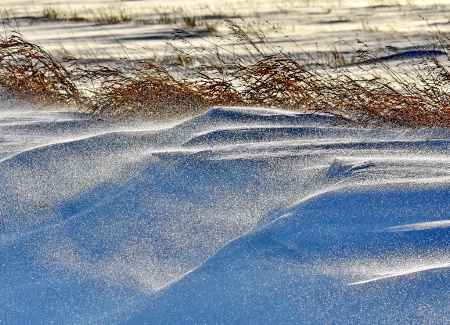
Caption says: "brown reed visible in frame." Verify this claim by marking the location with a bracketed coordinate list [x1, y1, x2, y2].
[1, 29, 450, 127]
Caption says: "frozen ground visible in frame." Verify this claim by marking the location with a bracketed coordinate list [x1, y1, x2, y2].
[2, 0, 450, 324]
[2, 98, 450, 323]
[1, 0, 450, 63]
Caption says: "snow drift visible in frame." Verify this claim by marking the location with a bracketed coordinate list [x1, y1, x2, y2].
[1, 100, 450, 324]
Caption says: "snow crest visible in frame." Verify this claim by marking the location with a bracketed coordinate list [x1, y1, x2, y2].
[2, 105, 450, 323]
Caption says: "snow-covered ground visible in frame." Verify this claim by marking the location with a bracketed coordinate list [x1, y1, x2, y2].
[2, 99, 450, 323]
[2, 0, 450, 324]
[1, 0, 450, 62]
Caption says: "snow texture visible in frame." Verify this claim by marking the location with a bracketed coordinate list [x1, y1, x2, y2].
[1, 97, 450, 324]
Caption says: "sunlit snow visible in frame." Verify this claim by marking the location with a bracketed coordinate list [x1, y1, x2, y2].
[2, 0, 450, 324]
[1, 97, 450, 323]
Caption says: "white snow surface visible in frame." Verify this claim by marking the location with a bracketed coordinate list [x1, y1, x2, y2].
[1, 0, 450, 62]
[2, 95, 450, 323]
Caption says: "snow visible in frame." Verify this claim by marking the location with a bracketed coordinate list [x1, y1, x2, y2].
[2, 0, 450, 323]
[1, 99, 450, 323]
[1, 0, 450, 62]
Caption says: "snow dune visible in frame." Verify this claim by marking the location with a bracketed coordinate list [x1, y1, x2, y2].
[2, 102, 450, 323]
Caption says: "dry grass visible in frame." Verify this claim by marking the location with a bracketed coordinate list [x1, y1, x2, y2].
[1, 26, 450, 126]
[38, 5, 217, 32]
[86, 62, 210, 119]
[0, 35, 86, 108]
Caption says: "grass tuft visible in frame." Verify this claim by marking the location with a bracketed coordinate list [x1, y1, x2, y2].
[0, 35, 86, 108]
[1, 25, 450, 126]
[88, 62, 209, 119]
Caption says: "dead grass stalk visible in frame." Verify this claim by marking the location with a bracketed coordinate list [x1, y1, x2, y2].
[1, 27, 450, 126]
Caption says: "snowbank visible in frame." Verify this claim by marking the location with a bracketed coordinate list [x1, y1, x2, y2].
[1, 104, 450, 323]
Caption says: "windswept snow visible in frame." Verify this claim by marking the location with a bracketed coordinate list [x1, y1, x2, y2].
[1, 100, 450, 323]
[1, 0, 450, 323]
[1, 0, 450, 63]
[386, 219, 450, 232]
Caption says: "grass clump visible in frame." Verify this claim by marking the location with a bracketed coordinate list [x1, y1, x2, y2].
[0, 35, 85, 108]
[1, 24, 450, 126]
[42, 5, 132, 24]
[38, 5, 217, 32]
[87, 63, 209, 119]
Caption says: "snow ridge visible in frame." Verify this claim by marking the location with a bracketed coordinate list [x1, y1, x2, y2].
[2, 106, 450, 323]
